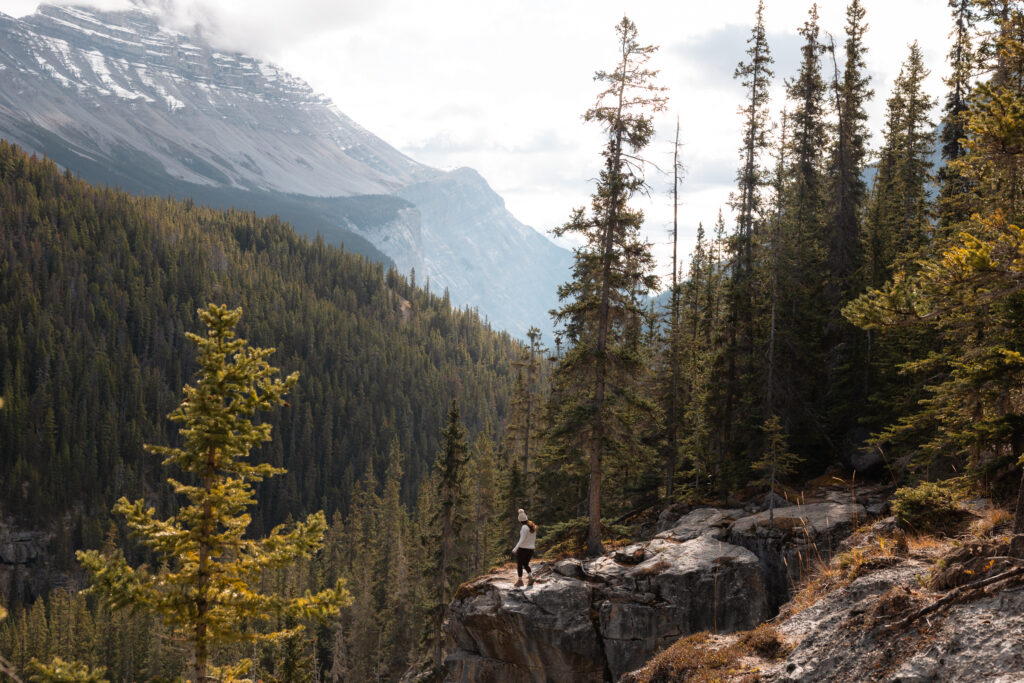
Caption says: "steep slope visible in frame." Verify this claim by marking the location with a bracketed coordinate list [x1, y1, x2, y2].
[397, 168, 572, 334]
[0, 4, 432, 195]
[624, 512, 1024, 682]
[0, 3, 571, 337]
[0, 142, 517, 604]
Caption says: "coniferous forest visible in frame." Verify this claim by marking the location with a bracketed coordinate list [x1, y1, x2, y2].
[4, 0, 1024, 681]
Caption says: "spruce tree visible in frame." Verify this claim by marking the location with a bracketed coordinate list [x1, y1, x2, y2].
[76, 304, 350, 683]
[938, 0, 978, 228]
[377, 442, 412, 680]
[827, 0, 872, 305]
[506, 328, 545, 509]
[847, 3, 1024, 530]
[428, 399, 469, 669]
[752, 415, 801, 528]
[864, 42, 936, 281]
[549, 16, 665, 556]
[765, 111, 790, 419]
[772, 3, 831, 470]
[679, 223, 720, 493]
[719, 0, 774, 486]
[342, 468, 382, 683]
[824, 0, 873, 457]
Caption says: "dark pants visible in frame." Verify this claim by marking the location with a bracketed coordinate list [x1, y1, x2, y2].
[516, 548, 533, 578]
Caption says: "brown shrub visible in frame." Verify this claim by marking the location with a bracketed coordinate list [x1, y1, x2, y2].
[739, 624, 793, 660]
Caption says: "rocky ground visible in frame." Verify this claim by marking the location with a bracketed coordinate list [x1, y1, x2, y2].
[440, 482, 891, 682]
[625, 506, 1024, 682]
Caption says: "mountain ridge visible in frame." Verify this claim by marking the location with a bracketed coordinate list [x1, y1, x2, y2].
[0, 3, 572, 337]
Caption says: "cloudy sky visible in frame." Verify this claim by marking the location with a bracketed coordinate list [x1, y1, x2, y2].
[1, 0, 955, 280]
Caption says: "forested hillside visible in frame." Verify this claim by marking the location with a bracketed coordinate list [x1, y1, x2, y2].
[0, 138, 516, 548]
[6, 0, 1024, 680]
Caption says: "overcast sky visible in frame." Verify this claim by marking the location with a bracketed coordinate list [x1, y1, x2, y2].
[0, 0, 955, 282]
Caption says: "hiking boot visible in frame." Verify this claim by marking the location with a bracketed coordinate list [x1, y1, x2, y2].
[514, 579, 524, 587]
[527, 575, 535, 586]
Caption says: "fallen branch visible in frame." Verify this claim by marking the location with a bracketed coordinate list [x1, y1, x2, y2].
[887, 565, 1024, 633]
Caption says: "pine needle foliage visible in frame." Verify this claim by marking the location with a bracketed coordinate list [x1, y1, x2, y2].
[846, 2, 1024, 531]
[76, 304, 351, 683]
[752, 415, 802, 527]
[548, 15, 666, 557]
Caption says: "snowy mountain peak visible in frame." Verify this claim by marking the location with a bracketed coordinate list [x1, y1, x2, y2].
[0, 4, 433, 195]
[0, 3, 572, 338]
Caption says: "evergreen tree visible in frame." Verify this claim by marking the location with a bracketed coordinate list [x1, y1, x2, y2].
[548, 16, 665, 556]
[824, 0, 873, 457]
[76, 305, 350, 683]
[679, 222, 721, 494]
[505, 327, 545, 509]
[938, 0, 978, 228]
[857, 43, 939, 449]
[0, 606, 20, 683]
[466, 431, 501, 574]
[765, 111, 789, 420]
[771, 3, 831, 472]
[719, 0, 774, 488]
[847, 3, 1024, 529]
[377, 442, 413, 680]
[827, 0, 872, 306]
[864, 42, 936, 282]
[427, 399, 469, 669]
[342, 467, 382, 683]
[752, 415, 801, 528]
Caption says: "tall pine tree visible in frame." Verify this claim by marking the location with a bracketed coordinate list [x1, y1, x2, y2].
[719, 0, 775, 485]
[427, 399, 469, 669]
[824, 0, 873, 456]
[548, 16, 665, 556]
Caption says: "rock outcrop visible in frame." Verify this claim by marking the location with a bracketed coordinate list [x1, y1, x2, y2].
[446, 536, 769, 682]
[623, 510, 1024, 682]
[0, 524, 55, 603]
[727, 501, 866, 609]
[443, 486, 890, 682]
[774, 533, 1024, 681]
[0, 530, 48, 565]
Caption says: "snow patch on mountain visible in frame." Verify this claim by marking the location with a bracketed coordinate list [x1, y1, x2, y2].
[0, 3, 572, 338]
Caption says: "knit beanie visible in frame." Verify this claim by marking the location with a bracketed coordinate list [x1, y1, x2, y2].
[518, 509, 528, 522]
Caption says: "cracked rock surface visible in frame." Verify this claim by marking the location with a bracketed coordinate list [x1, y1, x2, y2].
[442, 486, 892, 682]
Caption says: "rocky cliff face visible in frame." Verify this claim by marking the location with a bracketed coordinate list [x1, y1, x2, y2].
[447, 536, 769, 682]
[0, 523, 56, 604]
[0, 4, 571, 337]
[442, 487, 886, 682]
[396, 168, 571, 335]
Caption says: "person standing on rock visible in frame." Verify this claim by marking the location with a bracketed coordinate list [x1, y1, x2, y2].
[512, 508, 537, 587]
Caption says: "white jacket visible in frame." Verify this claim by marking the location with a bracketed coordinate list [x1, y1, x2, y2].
[513, 523, 537, 551]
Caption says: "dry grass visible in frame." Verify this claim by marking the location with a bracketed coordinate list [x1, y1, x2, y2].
[785, 525, 911, 616]
[784, 558, 845, 615]
[786, 505, 1011, 616]
[625, 625, 792, 683]
[970, 506, 1013, 538]
[905, 532, 953, 559]
[739, 623, 795, 660]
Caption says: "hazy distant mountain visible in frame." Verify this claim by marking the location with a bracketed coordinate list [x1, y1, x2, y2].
[0, 3, 571, 337]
